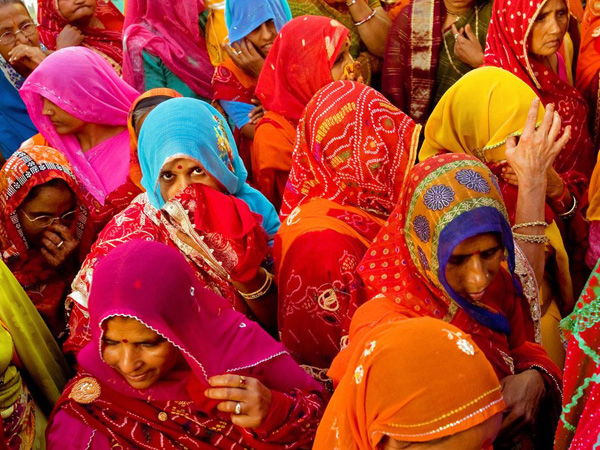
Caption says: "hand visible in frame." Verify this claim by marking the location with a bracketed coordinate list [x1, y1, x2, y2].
[498, 370, 546, 444]
[40, 223, 78, 267]
[205, 374, 273, 428]
[224, 39, 265, 78]
[504, 99, 571, 191]
[452, 24, 484, 68]
[7, 44, 46, 70]
[340, 61, 365, 83]
[56, 25, 84, 49]
[248, 99, 264, 125]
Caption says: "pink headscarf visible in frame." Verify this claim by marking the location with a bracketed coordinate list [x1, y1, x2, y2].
[79, 239, 322, 403]
[20, 47, 140, 204]
[122, 0, 214, 99]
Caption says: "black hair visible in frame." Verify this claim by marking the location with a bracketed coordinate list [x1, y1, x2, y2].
[131, 95, 174, 133]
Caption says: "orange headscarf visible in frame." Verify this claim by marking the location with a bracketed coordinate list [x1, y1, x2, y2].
[127, 88, 183, 190]
[314, 317, 505, 449]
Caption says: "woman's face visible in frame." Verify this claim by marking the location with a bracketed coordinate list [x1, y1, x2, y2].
[158, 157, 224, 202]
[17, 182, 75, 245]
[330, 38, 354, 81]
[102, 316, 182, 390]
[380, 413, 502, 449]
[57, 0, 96, 24]
[245, 19, 277, 58]
[444, 233, 504, 303]
[529, 0, 569, 58]
[42, 98, 86, 135]
[0, 3, 39, 64]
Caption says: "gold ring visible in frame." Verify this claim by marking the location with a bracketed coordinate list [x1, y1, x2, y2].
[57, 241, 64, 248]
[238, 376, 247, 388]
[234, 402, 242, 415]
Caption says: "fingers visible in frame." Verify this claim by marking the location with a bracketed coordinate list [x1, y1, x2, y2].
[522, 98, 541, 137]
[451, 23, 459, 37]
[547, 110, 562, 145]
[42, 230, 63, 248]
[48, 223, 75, 241]
[464, 24, 477, 40]
[553, 125, 571, 157]
[538, 102, 555, 138]
[40, 247, 60, 267]
[223, 44, 238, 60]
[208, 374, 246, 388]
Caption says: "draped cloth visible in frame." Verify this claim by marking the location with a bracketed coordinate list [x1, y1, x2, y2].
[314, 318, 505, 449]
[329, 154, 562, 448]
[484, 0, 596, 177]
[0, 146, 94, 337]
[49, 240, 327, 449]
[556, 259, 600, 449]
[122, 0, 214, 99]
[37, 0, 124, 70]
[275, 81, 420, 375]
[20, 47, 140, 205]
[225, 0, 291, 43]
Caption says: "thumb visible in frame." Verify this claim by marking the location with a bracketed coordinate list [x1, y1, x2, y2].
[465, 24, 476, 39]
[505, 136, 518, 159]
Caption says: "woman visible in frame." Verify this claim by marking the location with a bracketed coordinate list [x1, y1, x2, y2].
[65, 98, 280, 355]
[127, 88, 183, 190]
[212, 0, 291, 173]
[20, 47, 141, 232]
[0, 261, 71, 449]
[253, 15, 357, 211]
[48, 239, 328, 449]
[287, 0, 390, 82]
[123, 0, 214, 100]
[420, 67, 587, 368]
[0, 0, 45, 160]
[331, 154, 563, 448]
[315, 318, 505, 449]
[556, 259, 600, 449]
[0, 146, 94, 339]
[275, 81, 420, 380]
[37, 0, 124, 72]
[484, 0, 596, 178]
[382, 0, 492, 123]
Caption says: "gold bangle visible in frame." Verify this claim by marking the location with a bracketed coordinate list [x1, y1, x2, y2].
[513, 232, 549, 244]
[511, 221, 549, 231]
[557, 195, 578, 220]
[239, 268, 274, 300]
[354, 9, 376, 26]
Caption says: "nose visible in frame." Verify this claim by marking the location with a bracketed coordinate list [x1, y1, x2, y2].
[465, 256, 488, 293]
[15, 29, 28, 44]
[261, 23, 275, 40]
[173, 174, 191, 197]
[548, 16, 561, 34]
[118, 346, 143, 375]
[42, 100, 54, 116]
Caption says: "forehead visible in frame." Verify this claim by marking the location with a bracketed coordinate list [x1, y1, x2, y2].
[103, 316, 160, 339]
[0, 3, 31, 29]
[160, 156, 200, 171]
[451, 233, 501, 255]
[539, 0, 568, 12]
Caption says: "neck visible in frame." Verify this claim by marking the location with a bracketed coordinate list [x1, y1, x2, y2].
[532, 53, 559, 74]
[444, 0, 474, 14]
[76, 124, 126, 153]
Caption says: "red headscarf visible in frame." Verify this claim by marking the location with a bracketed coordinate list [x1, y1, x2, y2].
[484, 0, 596, 177]
[255, 15, 350, 126]
[37, 0, 124, 69]
[280, 80, 420, 218]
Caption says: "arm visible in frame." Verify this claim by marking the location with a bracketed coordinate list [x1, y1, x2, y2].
[347, 2, 391, 57]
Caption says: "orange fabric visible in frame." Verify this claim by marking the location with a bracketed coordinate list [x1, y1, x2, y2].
[387, 0, 411, 21]
[252, 111, 296, 211]
[126, 88, 183, 190]
[576, 0, 600, 95]
[314, 317, 505, 448]
[569, 0, 585, 22]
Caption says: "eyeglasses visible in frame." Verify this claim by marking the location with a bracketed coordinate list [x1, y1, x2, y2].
[20, 210, 76, 228]
[0, 22, 37, 47]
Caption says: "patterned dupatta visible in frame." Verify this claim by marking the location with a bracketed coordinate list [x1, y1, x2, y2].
[484, 0, 596, 177]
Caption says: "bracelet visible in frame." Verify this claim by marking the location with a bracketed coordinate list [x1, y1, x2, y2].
[511, 221, 549, 231]
[239, 268, 274, 300]
[354, 9, 376, 26]
[346, 0, 358, 5]
[513, 232, 549, 244]
[557, 194, 578, 220]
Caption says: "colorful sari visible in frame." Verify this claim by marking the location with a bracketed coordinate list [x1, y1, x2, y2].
[0, 262, 71, 449]
[20, 47, 141, 231]
[382, 0, 492, 123]
[484, 0, 596, 178]
[64, 98, 279, 355]
[48, 240, 327, 449]
[330, 154, 562, 448]
[123, 0, 214, 99]
[0, 146, 94, 338]
[315, 318, 505, 448]
[253, 16, 350, 211]
[420, 67, 587, 366]
[274, 81, 420, 378]
[556, 259, 600, 449]
[37, 0, 124, 71]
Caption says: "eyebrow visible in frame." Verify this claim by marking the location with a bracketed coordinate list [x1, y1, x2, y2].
[103, 335, 166, 345]
[451, 244, 502, 258]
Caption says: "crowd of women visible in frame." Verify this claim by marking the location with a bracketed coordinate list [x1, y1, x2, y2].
[0, 0, 600, 447]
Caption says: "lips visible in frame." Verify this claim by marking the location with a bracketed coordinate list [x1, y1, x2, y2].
[125, 372, 150, 383]
[466, 291, 486, 302]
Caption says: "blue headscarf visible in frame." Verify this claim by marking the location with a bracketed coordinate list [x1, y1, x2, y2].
[138, 97, 280, 238]
[225, 0, 292, 44]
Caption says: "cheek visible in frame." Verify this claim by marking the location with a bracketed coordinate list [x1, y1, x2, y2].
[444, 266, 464, 292]
[102, 346, 121, 366]
[146, 346, 178, 371]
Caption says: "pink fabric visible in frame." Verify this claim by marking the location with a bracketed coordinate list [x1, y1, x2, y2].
[78, 239, 323, 405]
[20, 47, 139, 204]
[122, 0, 214, 99]
[557, 52, 569, 83]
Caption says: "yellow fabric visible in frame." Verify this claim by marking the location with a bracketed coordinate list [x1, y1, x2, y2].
[587, 150, 600, 221]
[0, 325, 21, 408]
[205, 1, 229, 66]
[540, 299, 566, 369]
[561, 32, 575, 86]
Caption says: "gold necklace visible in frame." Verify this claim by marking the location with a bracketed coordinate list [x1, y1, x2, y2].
[442, 5, 480, 74]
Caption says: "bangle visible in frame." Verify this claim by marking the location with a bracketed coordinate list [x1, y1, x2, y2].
[557, 194, 578, 220]
[513, 232, 549, 244]
[239, 268, 273, 300]
[346, 0, 357, 5]
[511, 221, 549, 231]
[354, 9, 376, 26]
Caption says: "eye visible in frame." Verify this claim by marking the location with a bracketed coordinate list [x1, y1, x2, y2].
[102, 339, 120, 346]
[140, 342, 159, 348]
[192, 167, 205, 176]
[448, 255, 467, 266]
[535, 13, 547, 22]
[160, 171, 174, 181]
[481, 247, 502, 259]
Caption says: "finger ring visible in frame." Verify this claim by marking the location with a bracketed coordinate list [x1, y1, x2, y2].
[234, 402, 242, 415]
[57, 241, 64, 248]
[238, 376, 247, 388]
[234, 50, 242, 56]
[454, 33, 460, 39]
